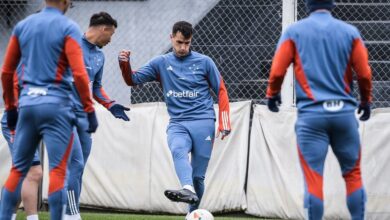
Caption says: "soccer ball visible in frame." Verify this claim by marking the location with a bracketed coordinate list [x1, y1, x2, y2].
[185, 209, 214, 220]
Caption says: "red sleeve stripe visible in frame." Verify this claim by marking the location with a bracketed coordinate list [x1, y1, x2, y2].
[266, 39, 295, 98]
[54, 50, 68, 83]
[343, 61, 353, 94]
[64, 36, 94, 113]
[351, 38, 372, 104]
[1, 35, 21, 110]
[119, 60, 135, 86]
[13, 72, 19, 106]
[93, 87, 114, 109]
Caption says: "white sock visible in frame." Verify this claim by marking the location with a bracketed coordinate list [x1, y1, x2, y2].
[183, 185, 195, 193]
[26, 214, 39, 220]
[11, 213, 16, 220]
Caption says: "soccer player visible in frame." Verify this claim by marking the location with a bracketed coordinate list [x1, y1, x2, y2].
[265, 0, 372, 219]
[1, 70, 43, 220]
[0, 0, 98, 219]
[118, 21, 231, 213]
[64, 12, 129, 220]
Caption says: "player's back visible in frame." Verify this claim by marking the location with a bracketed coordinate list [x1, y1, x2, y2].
[287, 11, 362, 112]
[14, 7, 82, 106]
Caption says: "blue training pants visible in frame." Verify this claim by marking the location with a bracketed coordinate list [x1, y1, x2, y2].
[296, 112, 366, 220]
[66, 112, 91, 215]
[167, 119, 215, 212]
[0, 104, 75, 220]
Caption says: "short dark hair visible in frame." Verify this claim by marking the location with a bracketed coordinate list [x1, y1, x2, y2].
[172, 21, 193, 39]
[89, 12, 117, 28]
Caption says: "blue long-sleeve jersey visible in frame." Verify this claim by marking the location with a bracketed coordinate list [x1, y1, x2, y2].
[2, 7, 94, 112]
[119, 51, 231, 131]
[267, 11, 372, 114]
[1, 7, 93, 112]
[71, 36, 115, 112]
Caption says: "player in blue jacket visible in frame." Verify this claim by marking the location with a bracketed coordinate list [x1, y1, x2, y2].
[0, 0, 98, 219]
[64, 12, 130, 220]
[118, 21, 231, 213]
[266, 0, 372, 219]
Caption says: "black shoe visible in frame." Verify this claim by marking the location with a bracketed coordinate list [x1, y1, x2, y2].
[164, 188, 199, 204]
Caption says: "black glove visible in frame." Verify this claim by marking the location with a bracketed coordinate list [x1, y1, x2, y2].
[6, 109, 18, 131]
[87, 111, 98, 133]
[357, 103, 370, 121]
[267, 94, 282, 112]
[109, 104, 130, 121]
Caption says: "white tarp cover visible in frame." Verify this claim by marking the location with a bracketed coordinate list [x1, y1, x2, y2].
[40, 101, 250, 213]
[246, 105, 390, 220]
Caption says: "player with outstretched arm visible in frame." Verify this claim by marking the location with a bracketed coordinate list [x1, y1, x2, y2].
[118, 21, 231, 215]
[64, 11, 130, 220]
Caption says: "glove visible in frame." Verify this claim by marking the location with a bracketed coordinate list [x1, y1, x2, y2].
[118, 50, 130, 62]
[6, 109, 18, 131]
[357, 103, 371, 121]
[267, 94, 282, 112]
[217, 129, 231, 140]
[87, 111, 98, 133]
[109, 104, 130, 121]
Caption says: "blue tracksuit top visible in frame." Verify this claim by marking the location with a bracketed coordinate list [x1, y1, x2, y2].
[1, 7, 93, 112]
[127, 51, 231, 125]
[71, 36, 115, 112]
[267, 11, 372, 114]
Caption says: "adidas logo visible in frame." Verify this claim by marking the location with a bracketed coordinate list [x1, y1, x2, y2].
[205, 136, 211, 141]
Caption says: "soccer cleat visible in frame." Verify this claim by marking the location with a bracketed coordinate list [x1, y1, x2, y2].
[164, 188, 199, 204]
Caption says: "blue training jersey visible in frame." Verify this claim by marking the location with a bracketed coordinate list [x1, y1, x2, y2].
[119, 51, 231, 130]
[267, 11, 372, 114]
[71, 36, 115, 112]
[1, 7, 93, 112]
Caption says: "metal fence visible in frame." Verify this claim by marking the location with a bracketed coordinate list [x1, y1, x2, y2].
[1, 0, 390, 107]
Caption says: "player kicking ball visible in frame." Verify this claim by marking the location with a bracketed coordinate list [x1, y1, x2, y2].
[118, 21, 231, 213]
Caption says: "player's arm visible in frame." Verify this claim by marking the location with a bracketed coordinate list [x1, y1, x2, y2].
[93, 62, 130, 121]
[1, 34, 21, 111]
[206, 57, 231, 140]
[93, 61, 115, 109]
[351, 38, 372, 105]
[265, 32, 295, 112]
[266, 33, 295, 98]
[118, 49, 159, 86]
[1, 32, 21, 130]
[350, 35, 372, 121]
[65, 24, 97, 132]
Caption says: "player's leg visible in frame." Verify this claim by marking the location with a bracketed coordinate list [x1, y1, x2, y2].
[187, 119, 215, 212]
[1, 117, 21, 217]
[295, 116, 329, 220]
[41, 104, 75, 220]
[329, 113, 365, 220]
[164, 121, 198, 204]
[2, 116, 42, 219]
[21, 162, 42, 219]
[65, 128, 84, 217]
[0, 107, 41, 219]
[65, 113, 91, 219]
